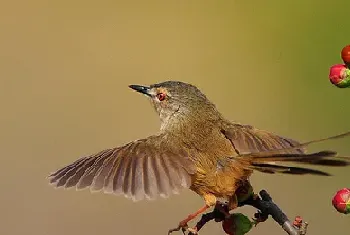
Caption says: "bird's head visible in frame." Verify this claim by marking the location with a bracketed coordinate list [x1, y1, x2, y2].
[129, 81, 220, 130]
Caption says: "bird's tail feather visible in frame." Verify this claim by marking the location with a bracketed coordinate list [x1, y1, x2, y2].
[237, 151, 350, 176]
[231, 130, 350, 176]
[248, 150, 350, 176]
[251, 163, 332, 176]
[246, 150, 350, 165]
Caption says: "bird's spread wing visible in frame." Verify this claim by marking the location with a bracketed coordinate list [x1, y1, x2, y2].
[222, 124, 350, 175]
[48, 134, 196, 201]
[222, 123, 305, 155]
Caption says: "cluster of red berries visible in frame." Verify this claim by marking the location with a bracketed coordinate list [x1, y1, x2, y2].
[329, 45, 350, 88]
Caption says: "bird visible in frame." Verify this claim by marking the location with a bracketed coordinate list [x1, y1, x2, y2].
[48, 81, 350, 234]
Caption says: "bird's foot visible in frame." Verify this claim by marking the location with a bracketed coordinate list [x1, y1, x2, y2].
[168, 205, 210, 234]
[187, 226, 198, 235]
[168, 222, 188, 235]
[252, 211, 268, 227]
[168, 224, 199, 235]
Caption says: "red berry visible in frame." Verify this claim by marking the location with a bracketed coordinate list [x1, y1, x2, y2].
[341, 45, 350, 64]
[222, 216, 236, 235]
[329, 64, 347, 85]
[332, 188, 350, 214]
[293, 216, 303, 228]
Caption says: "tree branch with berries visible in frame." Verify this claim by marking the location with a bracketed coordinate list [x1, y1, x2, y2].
[187, 189, 308, 235]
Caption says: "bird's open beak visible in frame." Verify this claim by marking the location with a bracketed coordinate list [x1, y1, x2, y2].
[129, 85, 151, 96]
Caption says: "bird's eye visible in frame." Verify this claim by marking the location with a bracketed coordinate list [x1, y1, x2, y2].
[156, 92, 166, 101]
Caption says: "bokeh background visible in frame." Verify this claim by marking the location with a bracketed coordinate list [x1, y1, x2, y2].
[1, 1, 349, 235]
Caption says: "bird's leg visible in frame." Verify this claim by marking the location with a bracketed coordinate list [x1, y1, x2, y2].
[168, 194, 216, 235]
[168, 205, 210, 235]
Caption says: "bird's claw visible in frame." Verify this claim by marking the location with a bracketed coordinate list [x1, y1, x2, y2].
[187, 227, 198, 235]
[168, 224, 198, 235]
[168, 223, 188, 235]
[252, 211, 268, 227]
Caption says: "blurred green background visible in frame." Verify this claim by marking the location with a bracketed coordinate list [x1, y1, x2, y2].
[0, 1, 349, 235]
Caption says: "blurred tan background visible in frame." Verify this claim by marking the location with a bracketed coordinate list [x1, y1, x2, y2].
[0, 1, 349, 235]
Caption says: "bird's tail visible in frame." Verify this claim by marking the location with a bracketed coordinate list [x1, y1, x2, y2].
[232, 131, 350, 176]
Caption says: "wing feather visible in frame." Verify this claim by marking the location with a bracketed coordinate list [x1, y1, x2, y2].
[91, 150, 118, 192]
[72, 149, 113, 190]
[48, 134, 195, 201]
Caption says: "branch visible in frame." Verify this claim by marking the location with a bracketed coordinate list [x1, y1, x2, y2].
[188, 190, 308, 235]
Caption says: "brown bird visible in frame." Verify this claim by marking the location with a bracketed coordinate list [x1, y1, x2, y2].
[48, 81, 350, 233]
